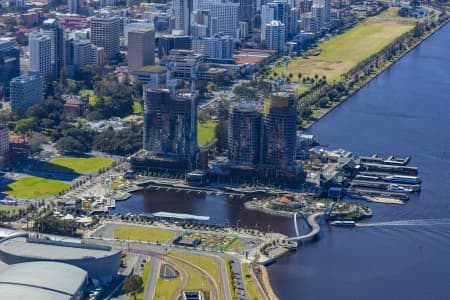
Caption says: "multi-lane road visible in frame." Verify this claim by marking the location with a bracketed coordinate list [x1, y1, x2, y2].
[84, 236, 252, 300]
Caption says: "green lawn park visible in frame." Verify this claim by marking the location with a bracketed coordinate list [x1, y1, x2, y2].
[1, 176, 70, 198]
[113, 226, 177, 243]
[270, 8, 416, 83]
[48, 157, 114, 173]
[197, 121, 217, 147]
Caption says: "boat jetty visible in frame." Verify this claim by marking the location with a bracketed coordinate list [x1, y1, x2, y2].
[307, 149, 422, 204]
[348, 154, 421, 202]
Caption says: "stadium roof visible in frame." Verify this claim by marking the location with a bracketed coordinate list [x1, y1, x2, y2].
[0, 261, 87, 300]
[0, 237, 119, 260]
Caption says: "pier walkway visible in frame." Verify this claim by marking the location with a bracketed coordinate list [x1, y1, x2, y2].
[286, 212, 323, 242]
[144, 183, 244, 198]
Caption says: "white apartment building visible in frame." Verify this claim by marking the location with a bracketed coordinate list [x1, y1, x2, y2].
[28, 31, 52, 77]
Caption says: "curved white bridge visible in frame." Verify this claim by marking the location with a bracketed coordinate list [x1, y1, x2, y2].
[286, 212, 323, 241]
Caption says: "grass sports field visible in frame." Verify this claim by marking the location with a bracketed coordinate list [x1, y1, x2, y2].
[2, 176, 70, 198]
[49, 157, 114, 173]
[271, 8, 416, 83]
[197, 121, 217, 146]
[113, 226, 176, 243]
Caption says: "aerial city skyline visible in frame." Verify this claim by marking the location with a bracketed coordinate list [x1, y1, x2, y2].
[0, 0, 448, 299]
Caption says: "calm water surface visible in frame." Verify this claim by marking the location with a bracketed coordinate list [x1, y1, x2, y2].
[115, 23, 450, 299]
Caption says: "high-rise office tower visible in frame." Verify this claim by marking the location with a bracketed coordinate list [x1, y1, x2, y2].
[143, 88, 197, 168]
[173, 0, 193, 35]
[191, 35, 233, 60]
[301, 13, 318, 33]
[0, 37, 20, 98]
[69, 0, 79, 14]
[323, 0, 331, 25]
[238, 0, 256, 30]
[157, 35, 192, 59]
[228, 103, 262, 166]
[261, 1, 291, 40]
[0, 126, 9, 168]
[10, 73, 44, 115]
[261, 4, 275, 41]
[167, 49, 204, 80]
[299, 0, 314, 13]
[239, 21, 249, 39]
[41, 18, 64, 77]
[73, 39, 93, 69]
[289, 7, 299, 37]
[154, 15, 171, 33]
[101, 0, 117, 7]
[264, 20, 286, 53]
[312, 0, 330, 26]
[63, 37, 74, 75]
[263, 92, 297, 169]
[191, 9, 217, 38]
[72, 39, 104, 70]
[124, 23, 153, 46]
[127, 28, 155, 72]
[312, 4, 325, 29]
[90, 17, 120, 60]
[29, 31, 52, 77]
[198, 1, 240, 37]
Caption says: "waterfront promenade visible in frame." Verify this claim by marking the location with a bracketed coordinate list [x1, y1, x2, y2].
[269, 21, 450, 300]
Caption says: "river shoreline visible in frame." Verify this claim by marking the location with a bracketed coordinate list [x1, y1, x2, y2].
[264, 21, 449, 298]
[244, 201, 294, 218]
[301, 18, 449, 131]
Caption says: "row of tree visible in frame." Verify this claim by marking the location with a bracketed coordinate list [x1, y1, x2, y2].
[34, 213, 78, 236]
[86, 74, 138, 120]
[296, 15, 447, 125]
[55, 127, 142, 156]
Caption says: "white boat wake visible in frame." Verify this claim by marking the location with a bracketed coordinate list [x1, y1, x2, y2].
[357, 218, 450, 227]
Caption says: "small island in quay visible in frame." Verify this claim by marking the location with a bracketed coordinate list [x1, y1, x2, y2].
[0, 0, 448, 298]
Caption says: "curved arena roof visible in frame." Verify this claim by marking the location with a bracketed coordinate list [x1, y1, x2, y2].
[0, 236, 122, 283]
[0, 261, 87, 300]
[0, 237, 117, 260]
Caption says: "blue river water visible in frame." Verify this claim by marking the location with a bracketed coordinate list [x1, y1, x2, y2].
[115, 23, 450, 299]
[268, 23, 450, 300]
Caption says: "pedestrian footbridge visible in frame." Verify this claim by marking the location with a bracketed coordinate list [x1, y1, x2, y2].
[286, 212, 323, 242]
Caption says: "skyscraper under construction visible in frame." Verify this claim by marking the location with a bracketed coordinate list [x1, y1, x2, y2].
[263, 92, 297, 170]
[228, 103, 262, 166]
[142, 87, 197, 170]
